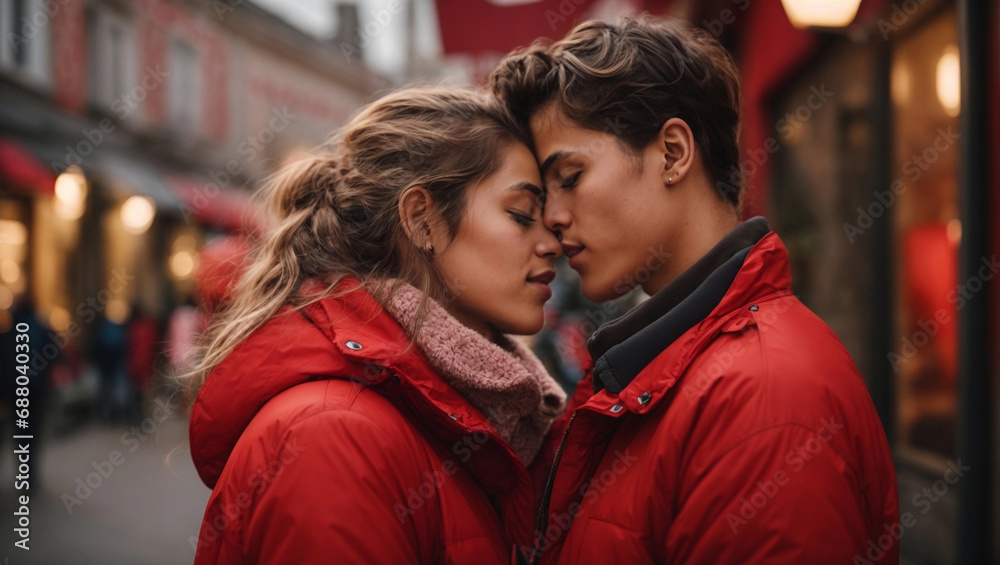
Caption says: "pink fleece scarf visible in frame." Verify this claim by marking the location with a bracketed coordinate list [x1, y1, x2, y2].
[379, 283, 567, 466]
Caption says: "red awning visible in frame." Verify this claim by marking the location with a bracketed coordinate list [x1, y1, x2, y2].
[434, 0, 598, 55]
[433, 0, 676, 56]
[168, 175, 262, 234]
[0, 137, 56, 195]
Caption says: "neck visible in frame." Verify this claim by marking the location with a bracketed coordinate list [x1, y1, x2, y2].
[643, 199, 740, 296]
[445, 306, 498, 343]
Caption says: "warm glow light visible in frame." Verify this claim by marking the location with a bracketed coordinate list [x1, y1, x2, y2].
[55, 166, 88, 220]
[892, 62, 911, 106]
[106, 299, 131, 324]
[0, 219, 27, 246]
[0, 285, 13, 310]
[780, 0, 862, 28]
[169, 249, 197, 279]
[121, 196, 156, 234]
[49, 306, 70, 332]
[936, 45, 961, 117]
[0, 259, 20, 283]
[947, 219, 962, 244]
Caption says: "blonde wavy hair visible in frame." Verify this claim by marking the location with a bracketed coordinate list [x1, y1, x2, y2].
[180, 86, 530, 399]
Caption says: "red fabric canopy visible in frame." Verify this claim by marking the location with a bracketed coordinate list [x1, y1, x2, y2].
[434, 0, 600, 55]
[0, 138, 55, 195]
[168, 175, 262, 234]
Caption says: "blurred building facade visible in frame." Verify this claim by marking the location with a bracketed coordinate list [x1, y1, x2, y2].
[0, 0, 387, 409]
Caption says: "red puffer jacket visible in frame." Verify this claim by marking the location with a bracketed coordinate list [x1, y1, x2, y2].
[529, 232, 899, 564]
[189, 280, 536, 564]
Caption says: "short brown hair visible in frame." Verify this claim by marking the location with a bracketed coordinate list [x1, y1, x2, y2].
[489, 16, 743, 207]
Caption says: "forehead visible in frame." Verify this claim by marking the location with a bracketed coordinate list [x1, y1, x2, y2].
[470, 143, 541, 195]
[529, 104, 582, 150]
[530, 106, 601, 167]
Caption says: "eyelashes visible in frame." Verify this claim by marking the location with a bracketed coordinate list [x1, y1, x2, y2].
[509, 211, 536, 227]
[559, 171, 581, 189]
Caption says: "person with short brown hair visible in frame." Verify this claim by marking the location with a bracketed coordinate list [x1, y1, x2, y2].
[491, 16, 899, 564]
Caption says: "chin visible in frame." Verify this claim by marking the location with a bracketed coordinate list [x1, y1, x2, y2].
[496, 313, 544, 336]
[580, 277, 628, 303]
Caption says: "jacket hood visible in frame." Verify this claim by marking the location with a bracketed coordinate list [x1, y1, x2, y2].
[188, 278, 558, 491]
[188, 279, 412, 488]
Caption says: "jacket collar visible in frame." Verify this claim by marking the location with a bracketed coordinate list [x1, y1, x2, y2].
[588, 217, 771, 364]
[581, 231, 794, 416]
[591, 217, 771, 394]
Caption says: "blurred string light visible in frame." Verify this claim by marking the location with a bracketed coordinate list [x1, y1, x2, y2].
[936, 44, 961, 117]
[0, 285, 13, 309]
[0, 259, 20, 284]
[169, 232, 200, 280]
[0, 219, 27, 246]
[106, 298, 131, 324]
[55, 166, 88, 220]
[891, 61, 911, 106]
[121, 195, 156, 234]
[780, 0, 862, 28]
[169, 249, 198, 279]
[49, 306, 70, 333]
[947, 218, 962, 244]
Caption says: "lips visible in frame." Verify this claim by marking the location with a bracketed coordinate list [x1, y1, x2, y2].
[527, 270, 556, 285]
[561, 242, 585, 269]
[527, 270, 555, 300]
[561, 242, 584, 258]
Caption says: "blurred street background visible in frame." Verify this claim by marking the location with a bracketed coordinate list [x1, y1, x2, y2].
[0, 0, 997, 563]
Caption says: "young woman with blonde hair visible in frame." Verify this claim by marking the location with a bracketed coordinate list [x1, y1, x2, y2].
[185, 86, 566, 564]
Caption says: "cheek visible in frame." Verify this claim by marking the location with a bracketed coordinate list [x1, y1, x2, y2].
[442, 219, 527, 294]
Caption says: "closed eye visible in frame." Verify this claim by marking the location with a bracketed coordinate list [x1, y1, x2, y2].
[559, 171, 581, 189]
[509, 211, 536, 227]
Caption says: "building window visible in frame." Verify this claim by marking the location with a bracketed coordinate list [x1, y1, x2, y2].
[168, 37, 201, 134]
[89, 8, 138, 118]
[0, 0, 52, 86]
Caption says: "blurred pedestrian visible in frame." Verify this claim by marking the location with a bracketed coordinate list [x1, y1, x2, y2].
[0, 295, 55, 491]
[93, 308, 131, 423]
[126, 304, 159, 421]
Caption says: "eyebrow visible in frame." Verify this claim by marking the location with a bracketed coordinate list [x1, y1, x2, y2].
[507, 182, 543, 196]
[539, 150, 574, 179]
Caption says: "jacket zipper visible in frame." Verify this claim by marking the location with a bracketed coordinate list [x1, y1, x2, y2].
[530, 411, 578, 565]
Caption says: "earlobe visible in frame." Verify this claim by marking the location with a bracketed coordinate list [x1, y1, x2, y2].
[658, 118, 695, 186]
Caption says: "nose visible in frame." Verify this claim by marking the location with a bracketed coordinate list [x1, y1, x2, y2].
[536, 226, 563, 258]
[542, 190, 572, 233]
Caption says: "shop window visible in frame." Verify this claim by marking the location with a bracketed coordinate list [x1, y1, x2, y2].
[890, 8, 960, 458]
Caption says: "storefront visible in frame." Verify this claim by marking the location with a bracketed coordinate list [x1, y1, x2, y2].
[692, 0, 999, 561]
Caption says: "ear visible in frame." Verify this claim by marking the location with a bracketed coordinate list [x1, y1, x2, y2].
[399, 186, 438, 247]
[656, 118, 696, 187]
